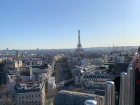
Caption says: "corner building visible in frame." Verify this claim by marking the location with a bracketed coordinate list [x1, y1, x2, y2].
[14, 82, 45, 105]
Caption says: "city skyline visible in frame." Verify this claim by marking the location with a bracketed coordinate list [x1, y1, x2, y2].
[0, 0, 140, 49]
[1, 45, 139, 51]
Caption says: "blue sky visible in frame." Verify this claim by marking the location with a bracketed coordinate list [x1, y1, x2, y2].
[0, 0, 140, 50]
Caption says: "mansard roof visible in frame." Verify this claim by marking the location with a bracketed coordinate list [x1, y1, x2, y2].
[53, 90, 105, 105]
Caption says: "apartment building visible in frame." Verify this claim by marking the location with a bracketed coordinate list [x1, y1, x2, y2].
[14, 82, 45, 105]
[6, 60, 22, 69]
[48, 77, 55, 90]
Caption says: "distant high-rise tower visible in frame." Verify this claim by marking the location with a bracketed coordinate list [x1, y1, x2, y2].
[108, 47, 111, 52]
[21, 53, 24, 60]
[16, 61, 20, 76]
[121, 46, 124, 52]
[16, 50, 19, 58]
[30, 58, 32, 80]
[113, 44, 114, 51]
[75, 30, 84, 53]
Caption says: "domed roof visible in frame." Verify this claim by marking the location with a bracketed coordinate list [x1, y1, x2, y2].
[84, 100, 97, 105]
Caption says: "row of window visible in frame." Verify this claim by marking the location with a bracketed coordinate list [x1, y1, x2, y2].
[85, 76, 109, 78]
[84, 87, 105, 90]
[19, 94, 40, 99]
[19, 100, 41, 104]
[85, 79, 107, 81]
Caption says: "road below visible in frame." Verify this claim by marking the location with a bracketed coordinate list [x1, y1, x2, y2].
[59, 62, 65, 82]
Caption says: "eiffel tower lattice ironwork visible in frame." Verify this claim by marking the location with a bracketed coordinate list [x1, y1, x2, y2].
[75, 30, 84, 53]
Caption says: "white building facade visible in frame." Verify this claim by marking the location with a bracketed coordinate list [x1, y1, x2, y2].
[14, 82, 45, 105]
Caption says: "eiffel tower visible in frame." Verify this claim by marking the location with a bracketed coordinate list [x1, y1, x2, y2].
[75, 30, 84, 53]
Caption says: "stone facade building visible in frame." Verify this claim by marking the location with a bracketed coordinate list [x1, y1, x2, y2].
[48, 76, 55, 90]
[74, 65, 110, 87]
[14, 82, 45, 105]
[6, 60, 22, 69]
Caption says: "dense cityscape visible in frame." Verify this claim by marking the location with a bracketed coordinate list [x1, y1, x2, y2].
[0, 30, 139, 105]
[1, 0, 140, 105]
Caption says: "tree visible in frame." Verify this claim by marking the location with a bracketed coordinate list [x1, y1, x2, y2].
[0, 95, 15, 105]
[44, 63, 48, 68]
[0, 84, 15, 105]
[74, 88, 85, 93]
[68, 85, 74, 91]
[46, 88, 58, 99]
[20, 70, 30, 76]
[39, 63, 48, 69]
[0, 84, 8, 97]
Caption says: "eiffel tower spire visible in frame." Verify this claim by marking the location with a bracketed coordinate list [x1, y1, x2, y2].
[75, 30, 84, 53]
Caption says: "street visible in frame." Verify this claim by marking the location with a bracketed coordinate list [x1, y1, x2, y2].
[59, 62, 65, 82]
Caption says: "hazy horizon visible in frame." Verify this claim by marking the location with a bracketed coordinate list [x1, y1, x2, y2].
[1, 45, 139, 51]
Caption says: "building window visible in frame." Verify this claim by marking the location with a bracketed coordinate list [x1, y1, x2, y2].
[26, 95, 28, 98]
[36, 94, 37, 97]
[32, 95, 33, 97]
[22, 100, 24, 104]
[78, 76, 80, 79]
[22, 96, 24, 98]
[29, 95, 30, 98]
[19, 97, 20, 99]
[38, 94, 40, 97]
[26, 101, 28, 103]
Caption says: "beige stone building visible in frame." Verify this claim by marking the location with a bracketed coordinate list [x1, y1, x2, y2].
[7, 60, 22, 69]
[14, 82, 45, 105]
[74, 65, 110, 87]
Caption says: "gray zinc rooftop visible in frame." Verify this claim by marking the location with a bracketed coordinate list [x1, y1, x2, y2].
[53, 90, 105, 105]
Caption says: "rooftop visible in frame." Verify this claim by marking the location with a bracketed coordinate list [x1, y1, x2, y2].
[53, 90, 105, 105]
[82, 82, 106, 90]
[83, 72, 110, 78]
[15, 82, 44, 93]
